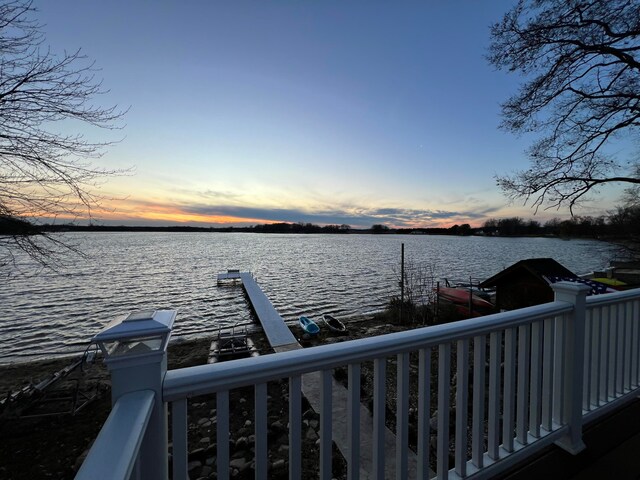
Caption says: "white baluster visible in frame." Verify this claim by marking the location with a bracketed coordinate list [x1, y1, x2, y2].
[255, 382, 268, 479]
[616, 303, 625, 395]
[373, 358, 386, 480]
[552, 316, 565, 426]
[589, 307, 601, 409]
[488, 331, 502, 460]
[634, 300, 640, 387]
[320, 369, 333, 480]
[396, 353, 410, 480]
[601, 305, 611, 403]
[171, 399, 188, 480]
[417, 348, 431, 479]
[289, 375, 302, 480]
[529, 321, 543, 438]
[624, 301, 633, 391]
[348, 363, 361, 480]
[583, 309, 592, 410]
[503, 328, 517, 452]
[472, 335, 486, 467]
[455, 339, 469, 477]
[217, 390, 230, 479]
[437, 343, 451, 480]
[516, 324, 531, 445]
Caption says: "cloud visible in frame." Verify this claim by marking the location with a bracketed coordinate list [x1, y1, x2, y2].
[176, 203, 504, 228]
[89, 194, 510, 228]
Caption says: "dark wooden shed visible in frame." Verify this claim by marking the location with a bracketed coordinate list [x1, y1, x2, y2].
[479, 258, 576, 311]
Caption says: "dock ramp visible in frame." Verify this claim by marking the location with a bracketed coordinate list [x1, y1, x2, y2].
[217, 271, 298, 349]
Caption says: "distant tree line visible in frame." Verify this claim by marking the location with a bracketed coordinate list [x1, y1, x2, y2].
[482, 205, 640, 237]
[10, 205, 640, 238]
[34, 221, 354, 235]
[394, 224, 473, 236]
[252, 222, 352, 234]
[0, 216, 40, 236]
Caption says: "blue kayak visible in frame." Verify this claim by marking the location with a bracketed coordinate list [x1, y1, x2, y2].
[299, 316, 320, 335]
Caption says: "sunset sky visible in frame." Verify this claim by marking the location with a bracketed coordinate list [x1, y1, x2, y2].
[34, 1, 627, 228]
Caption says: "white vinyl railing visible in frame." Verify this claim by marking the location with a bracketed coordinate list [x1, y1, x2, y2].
[583, 290, 640, 421]
[77, 283, 640, 480]
[75, 390, 155, 480]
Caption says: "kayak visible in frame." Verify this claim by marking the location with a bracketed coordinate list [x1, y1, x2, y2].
[299, 316, 320, 335]
[437, 286, 495, 317]
[322, 314, 347, 333]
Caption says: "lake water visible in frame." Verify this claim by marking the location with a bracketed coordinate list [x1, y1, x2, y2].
[0, 232, 628, 362]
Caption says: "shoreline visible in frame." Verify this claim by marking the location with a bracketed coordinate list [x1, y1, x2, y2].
[0, 309, 386, 367]
[0, 313, 413, 479]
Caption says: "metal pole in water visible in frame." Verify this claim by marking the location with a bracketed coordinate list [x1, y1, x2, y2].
[401, 243, 405, 323]
[469, 275, 473, 317]
[436, 280, 440, 320]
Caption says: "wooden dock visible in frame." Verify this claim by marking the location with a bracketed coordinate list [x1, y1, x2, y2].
[217, 271, 298, 349]
[216, 270, 420, 478]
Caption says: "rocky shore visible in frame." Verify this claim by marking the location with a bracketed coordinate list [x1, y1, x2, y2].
[180, 384, 347, 480]
[0, 337, 211, 480]
[1, 315, 420, 479]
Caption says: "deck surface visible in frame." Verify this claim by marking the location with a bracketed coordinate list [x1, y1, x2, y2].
[238, 273, 298, 348]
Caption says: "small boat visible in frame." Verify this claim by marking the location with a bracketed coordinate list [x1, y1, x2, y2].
[299, 316, 320, 335]
[322, 314, 347, 333]
[443, 278, 493, 302]
[437, 286, 495, 317]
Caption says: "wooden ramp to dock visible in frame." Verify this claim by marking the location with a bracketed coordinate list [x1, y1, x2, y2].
[216, 270, 421, 478]
[217, 272, 298, 349]
[301, 373, 420, 479]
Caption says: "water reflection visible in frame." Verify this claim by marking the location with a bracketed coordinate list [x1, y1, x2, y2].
[0, 232, 628, 361]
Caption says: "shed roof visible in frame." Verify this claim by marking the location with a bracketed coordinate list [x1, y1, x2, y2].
[479, 258, 575, 288]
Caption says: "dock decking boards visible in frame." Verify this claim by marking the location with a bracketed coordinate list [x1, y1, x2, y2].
[218, 272, 298, 348]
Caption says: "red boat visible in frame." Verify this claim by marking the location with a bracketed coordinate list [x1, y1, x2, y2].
[437, 286, 495, 317]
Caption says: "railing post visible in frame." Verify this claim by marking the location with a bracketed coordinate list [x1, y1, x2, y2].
[552, 282, 590, 454]
[107, 350, 168, 479]
[92, 310, 176, 480]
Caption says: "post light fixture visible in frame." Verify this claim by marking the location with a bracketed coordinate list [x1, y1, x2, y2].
[93, 309, 176, 362]
[91, 308, 177, 479]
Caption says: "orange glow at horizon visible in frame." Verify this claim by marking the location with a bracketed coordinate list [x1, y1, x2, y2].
[98, 206, 267, 225]
[37, 201, 270, 225]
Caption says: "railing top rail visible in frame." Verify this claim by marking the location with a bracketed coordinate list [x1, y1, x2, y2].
[586, 287, 640, 307]
[75, 390, 155, 480]
[164, 300, 571, 401]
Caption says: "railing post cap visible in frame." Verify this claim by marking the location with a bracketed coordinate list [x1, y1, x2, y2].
[92, 309, 176, 363]
[551, 281, 591, 296]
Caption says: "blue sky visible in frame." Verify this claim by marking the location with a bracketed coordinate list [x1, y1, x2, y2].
[33, 1, 626, 228]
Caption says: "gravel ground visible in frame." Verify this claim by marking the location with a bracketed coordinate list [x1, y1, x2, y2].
[0, 314, 439, 479]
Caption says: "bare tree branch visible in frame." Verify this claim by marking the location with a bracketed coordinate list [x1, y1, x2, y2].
[0, 0, 127, 270]
[489, 0, 640, 211]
